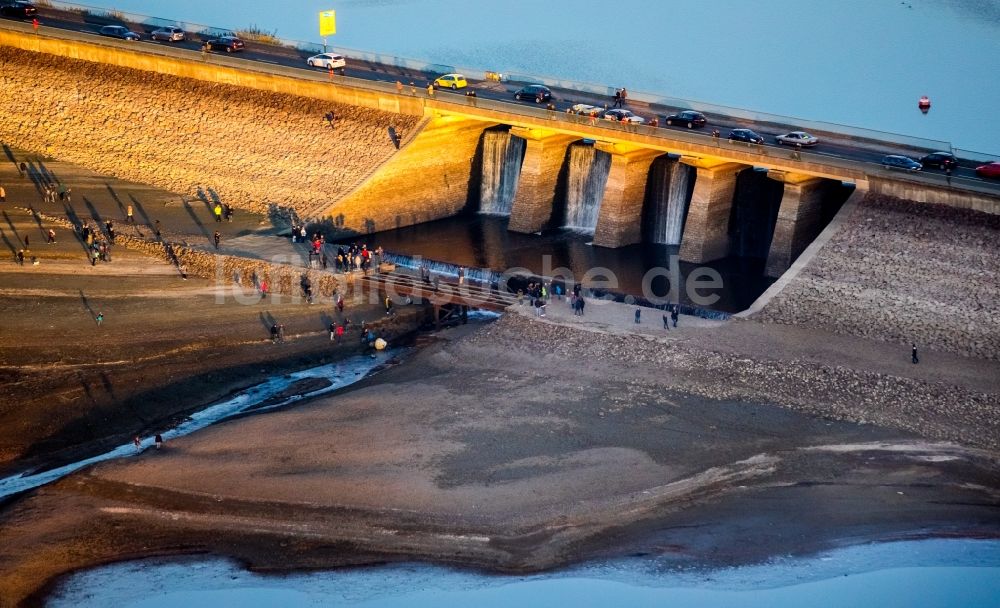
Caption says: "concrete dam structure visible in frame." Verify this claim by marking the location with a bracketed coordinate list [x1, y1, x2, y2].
[1, 23, 998, 279]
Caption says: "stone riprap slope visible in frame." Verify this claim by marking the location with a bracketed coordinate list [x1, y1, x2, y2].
[468, 315, 1000, 451]
[756, 193, 1000, 360]
[0, 46, 418, 216]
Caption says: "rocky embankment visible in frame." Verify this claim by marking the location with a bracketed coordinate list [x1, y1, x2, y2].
[468, 314, 1000, 451]
[0, 47, 418, 217]
[756, 193, 1000, 360]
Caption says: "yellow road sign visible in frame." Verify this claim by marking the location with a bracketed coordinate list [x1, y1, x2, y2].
[319, 10, 336, 37]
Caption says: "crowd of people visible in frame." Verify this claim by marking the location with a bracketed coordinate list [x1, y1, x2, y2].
[79, 220, 115, 266]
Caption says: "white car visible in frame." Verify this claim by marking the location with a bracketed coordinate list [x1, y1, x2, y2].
[151, 27, 185, 42]
[307, 53, 346, 70]
[603, 109, 646, 124]
[569, 103, 602, 115]
[775, 131, 818, 147]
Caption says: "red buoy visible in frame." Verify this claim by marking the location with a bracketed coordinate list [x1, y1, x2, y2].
[918, 95, 931, 114]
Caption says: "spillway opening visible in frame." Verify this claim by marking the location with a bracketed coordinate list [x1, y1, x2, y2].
[478, 127, 526, 217]
[556, 142, 611, 234]
[728, 168, 785, 258]
[643, 155, 696, 245]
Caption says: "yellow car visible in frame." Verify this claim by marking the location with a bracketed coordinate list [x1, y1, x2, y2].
[433, 73, 468, 90]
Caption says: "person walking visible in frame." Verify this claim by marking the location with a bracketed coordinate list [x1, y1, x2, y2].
[96, 311, 104, 326]
[329, 322, 337, 341]
[613, 89, 621, 108]
[213, 203, 223, 223]
[385, 295, 393, 316]
[213, 230, 221, 250]
[133, 435, 141, 452]
[634, 308, 641, 324]
[270, 323, 279, 343]
[16, 249, 25, 265]
[662, 313, 670, 330]
[154, 433, 163, 450]
[427, 83, 435, 97]
[260, 279, 269, 300]
[620, 87, 628, 106]
[47, 229, 56, 244]
[396, 80, 404, 95]
[671, 307, 679, 328]
[126, 204, 134, 224]
[911, 343, 919, 364]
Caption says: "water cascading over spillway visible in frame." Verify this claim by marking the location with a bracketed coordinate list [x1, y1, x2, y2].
[645, 158, 695, 244]
[479, 130, 526, 216]
[563, 143, 611, 233]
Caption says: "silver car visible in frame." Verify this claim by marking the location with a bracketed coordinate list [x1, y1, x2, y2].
[151, 27, 185, 42]
[775, 131, 819, 147]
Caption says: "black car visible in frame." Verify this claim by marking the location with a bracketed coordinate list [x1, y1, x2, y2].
[206, 36, 245, 52]
[919, 151, 957, 170]
[728, 128, 765, 144]
[0, 1, 38, 17]
[881, 155, 922, 172]
[664, 110, 707, 129]
[514, 84, 551, 103]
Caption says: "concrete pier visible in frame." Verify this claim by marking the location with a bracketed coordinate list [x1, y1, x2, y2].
[592, 144, 663, 248]
[679, 162, 746, 263]
[765, 173, 829, 277]
[507, 128, 578, 234]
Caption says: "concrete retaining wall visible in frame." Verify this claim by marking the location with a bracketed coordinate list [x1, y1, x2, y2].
[0, 44, 420, 216]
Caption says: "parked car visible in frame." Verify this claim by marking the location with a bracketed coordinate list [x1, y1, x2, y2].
[307, 53, 346, 70]
[99, 25, 141, 41]
[664, 110, 707, 128]
[569, 103, 601, 115]
[728, 128, 765, 144]
[514, 84, 551, 103]
[919, 151, 957, 170]
[433, 73, 467, 89]
[775, 131, 818, 147]
[150, 27, 185, 42]
[975, 162, 1000, 179]
[0, 1, 37, 18]
[603, 109, 646, 124]
[881, 155, 922, 171]
[206, 36, 245, 52]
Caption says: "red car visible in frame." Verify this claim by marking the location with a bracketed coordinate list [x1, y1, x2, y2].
[975, 162, 1000, 179]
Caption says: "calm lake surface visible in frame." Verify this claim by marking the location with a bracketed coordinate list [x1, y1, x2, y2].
[48, 539, 1000, 607]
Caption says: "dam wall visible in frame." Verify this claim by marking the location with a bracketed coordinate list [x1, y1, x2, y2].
[0, 44, 420, 217]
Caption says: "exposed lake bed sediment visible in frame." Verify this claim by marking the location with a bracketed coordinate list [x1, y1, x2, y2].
[2, 310, 998, 606]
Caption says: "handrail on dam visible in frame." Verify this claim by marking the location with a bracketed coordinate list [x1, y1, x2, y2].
[2, 17, 998, 201]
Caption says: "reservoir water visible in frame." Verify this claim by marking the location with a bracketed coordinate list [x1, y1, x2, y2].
[47, 539, 1000, 607]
